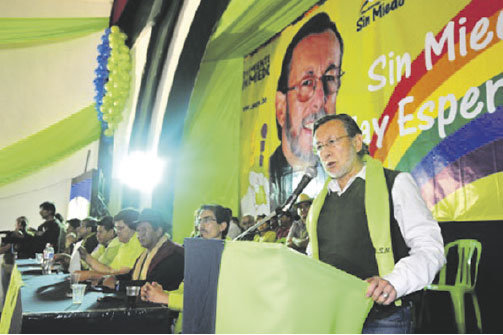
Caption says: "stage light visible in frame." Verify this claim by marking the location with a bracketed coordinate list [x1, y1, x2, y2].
[117, 151, 166, 192]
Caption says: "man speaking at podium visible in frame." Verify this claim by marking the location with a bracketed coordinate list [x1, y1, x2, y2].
[306, 114, 445, 333]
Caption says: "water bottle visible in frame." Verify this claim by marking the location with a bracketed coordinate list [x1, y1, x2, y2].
[42, 243, 54, 274]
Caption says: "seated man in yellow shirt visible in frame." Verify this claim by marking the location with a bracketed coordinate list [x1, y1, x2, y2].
[75, 208, 145, 280]
[80, 216, 119, 268]
[253, 219, 277, 243]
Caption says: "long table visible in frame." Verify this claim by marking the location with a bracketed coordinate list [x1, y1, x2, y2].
[4, 259, 176, 333]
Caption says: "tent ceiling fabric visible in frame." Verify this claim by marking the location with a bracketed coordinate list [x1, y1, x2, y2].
[0, 4, 110, 187]
[204, 0, 318, 61]
[0, 0, 112, 18]
[0, 104, 101, 187]
[0, 17, 108, 49]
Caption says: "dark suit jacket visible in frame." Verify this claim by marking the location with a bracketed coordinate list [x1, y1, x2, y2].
[117, 239, 184, 291]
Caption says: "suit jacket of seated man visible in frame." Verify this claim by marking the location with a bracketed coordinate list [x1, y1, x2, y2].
[116, 235, 184, 291]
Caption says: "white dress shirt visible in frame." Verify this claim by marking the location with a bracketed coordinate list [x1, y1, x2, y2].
[325, 165, 446, 299]
[227, 221, 243, 240]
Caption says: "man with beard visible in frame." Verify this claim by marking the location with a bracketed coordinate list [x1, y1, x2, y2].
[270, 12, 344, 209]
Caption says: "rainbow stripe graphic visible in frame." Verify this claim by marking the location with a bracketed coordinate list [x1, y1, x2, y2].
[370, 1, 503, 221]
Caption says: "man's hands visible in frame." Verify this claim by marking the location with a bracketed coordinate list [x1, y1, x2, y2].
[102, 275, 117, 289]
[365, 276, 397, 305]
[140, 282, 169, 304]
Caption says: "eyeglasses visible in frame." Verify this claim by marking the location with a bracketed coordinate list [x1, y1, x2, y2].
[314, 135, 350, 154]
[197, 216, 217, 225]
[287, 69, 345, 102]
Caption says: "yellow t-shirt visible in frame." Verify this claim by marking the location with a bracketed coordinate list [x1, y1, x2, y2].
[253, 231, 277, 243]
[90, 237, 122, 266]
[108, 233, 145, 271]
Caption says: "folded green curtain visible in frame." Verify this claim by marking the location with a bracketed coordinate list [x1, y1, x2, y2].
[0, 17, 108, 49]
[215, 242, 373, 333]
[0, 104, 101, 186]
[0, 265, 23, 333]
[205, 0, 318, 61]
[171, 0, 318, 242]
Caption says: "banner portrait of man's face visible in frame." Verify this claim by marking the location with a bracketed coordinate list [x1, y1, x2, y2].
[240, 1, 503, 221]
[275, 13, 344, 170]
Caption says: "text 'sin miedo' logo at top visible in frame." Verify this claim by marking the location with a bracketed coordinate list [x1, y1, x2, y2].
[357, 0, 406, 32]
[360, 0, 381, 15]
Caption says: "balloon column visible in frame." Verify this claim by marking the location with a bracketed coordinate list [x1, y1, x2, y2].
[93, 26, 132, 137]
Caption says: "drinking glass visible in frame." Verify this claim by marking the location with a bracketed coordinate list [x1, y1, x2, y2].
[71, 283, 86, 304]
[126, 286, 141, 308]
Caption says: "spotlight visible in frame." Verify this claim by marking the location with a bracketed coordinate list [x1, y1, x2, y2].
[117, 151, 166, 192]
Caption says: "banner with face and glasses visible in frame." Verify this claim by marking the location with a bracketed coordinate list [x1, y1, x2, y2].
[240, 0, 503, 221]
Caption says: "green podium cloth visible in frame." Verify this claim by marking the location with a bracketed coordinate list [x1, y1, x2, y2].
[215, 242, 373, 333]
[0, 265, 23, 333]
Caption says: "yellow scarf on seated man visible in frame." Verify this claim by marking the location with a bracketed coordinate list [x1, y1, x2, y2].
[132, 234, 169, 281]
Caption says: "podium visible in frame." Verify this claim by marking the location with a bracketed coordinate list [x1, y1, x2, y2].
[183, 239, 373, 334]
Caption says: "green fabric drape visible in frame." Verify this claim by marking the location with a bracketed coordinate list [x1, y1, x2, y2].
[0, 105, 101, 186]
[0, 17, 108, 49]
[171, 0, 318, 242]
[205, 0, 318, 61]
[171, 58, 242, 242]
[215, 242, 373, 333]
[0, 265, 22, 333]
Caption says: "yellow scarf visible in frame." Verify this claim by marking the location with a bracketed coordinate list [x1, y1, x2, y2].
[131, 234, 168, 280]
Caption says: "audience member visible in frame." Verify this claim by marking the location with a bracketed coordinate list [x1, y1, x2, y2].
[73, 208, 145, 281]
[64, 218, 81, 254]
[66, 218, 81, 235]
[286, 193, 312, 253]
[140, 204, 231, 332]
[78, 217, 99, 254]
[107, 208, 145, 271]
[79, 216, 120, 270]
[237, 214, 255, 241]
[275, 211, 293, 243]
[253, 220, 277, 243]
[103, 209, 184, 291]
[256, 214, 266, 222]
[0, 216, 34, 259]
[269, 216, 279, 231]
[226, 216, 242, 240]
[31, 202, 65, 253]
[196, 204, 231, 240]
[240, 215, 254, 231]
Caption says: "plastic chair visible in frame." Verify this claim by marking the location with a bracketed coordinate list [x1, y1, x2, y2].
[425, 239, 482, 333]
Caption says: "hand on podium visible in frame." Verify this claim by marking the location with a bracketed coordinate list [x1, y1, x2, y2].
[365, 276, 397, 305]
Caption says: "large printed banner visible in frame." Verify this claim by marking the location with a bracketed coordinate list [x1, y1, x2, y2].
[240, 0, 503, 221]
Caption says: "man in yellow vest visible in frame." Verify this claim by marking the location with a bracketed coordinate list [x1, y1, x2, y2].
[307, 114, 445, 333]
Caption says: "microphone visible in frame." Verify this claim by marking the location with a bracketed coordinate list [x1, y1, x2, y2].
[281, 166, 317, 212]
